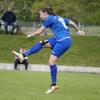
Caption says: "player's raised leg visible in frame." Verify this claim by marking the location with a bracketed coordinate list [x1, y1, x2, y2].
[25, 40, 49, 56]
[12, 40, 50, 61]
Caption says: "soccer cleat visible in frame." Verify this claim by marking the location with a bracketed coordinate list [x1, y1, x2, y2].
[45, 85, 59, 94]
[12, 50, 24, 62]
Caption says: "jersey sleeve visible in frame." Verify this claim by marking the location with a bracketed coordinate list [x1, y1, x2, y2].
[64, 18, 70, 25]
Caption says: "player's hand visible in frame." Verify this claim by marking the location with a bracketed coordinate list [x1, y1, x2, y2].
[27, 34, 32, 38]
[78, 30, 85, 36]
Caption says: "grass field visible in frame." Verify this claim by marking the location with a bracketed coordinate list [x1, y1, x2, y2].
[0, 34, 100, 67]
[0, 70, 100, 100]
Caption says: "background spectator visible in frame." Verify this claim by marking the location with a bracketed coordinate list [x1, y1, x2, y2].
[14, 48, 28, 70]
[1, 8, 17, 34]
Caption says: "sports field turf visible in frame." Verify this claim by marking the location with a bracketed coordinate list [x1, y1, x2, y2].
[0, 70, 100, 100]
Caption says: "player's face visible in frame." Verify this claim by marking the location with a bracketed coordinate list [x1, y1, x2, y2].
[39, 11, 48, 20]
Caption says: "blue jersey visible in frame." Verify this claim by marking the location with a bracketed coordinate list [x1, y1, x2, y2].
[42, 15, 70, 41]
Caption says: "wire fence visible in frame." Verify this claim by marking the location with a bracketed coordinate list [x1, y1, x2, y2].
[1, 20, 100, 36]
[18, 21, 40, 35]
[77, 25, 100, 36]
[19, 21, 100, 36]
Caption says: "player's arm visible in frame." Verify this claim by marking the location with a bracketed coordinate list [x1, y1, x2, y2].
[27, 26, 46, 38]
[68, 20, 84, 35]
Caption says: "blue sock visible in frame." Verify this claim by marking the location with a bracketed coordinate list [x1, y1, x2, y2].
[25, 42, 42, 56]
[50, 64, 57, 84]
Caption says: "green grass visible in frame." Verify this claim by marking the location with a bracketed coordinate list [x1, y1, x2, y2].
[0, 70, 100, 100]
[0, 34, 100, 67]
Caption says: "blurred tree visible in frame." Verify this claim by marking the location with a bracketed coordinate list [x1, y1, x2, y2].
[0, 0, 100, 24]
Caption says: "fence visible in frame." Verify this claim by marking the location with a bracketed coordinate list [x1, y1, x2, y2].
[18, 21, 100, 36]
[18, 21, 40, 35]
[78, 25, 100, 36]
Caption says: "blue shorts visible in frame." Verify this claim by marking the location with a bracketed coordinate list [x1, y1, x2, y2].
[48, 37, 72, 57]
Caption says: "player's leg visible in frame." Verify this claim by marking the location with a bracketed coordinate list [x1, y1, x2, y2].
[45, 38, 72, 93]
[12, 37, 57, 62]
[24, 40, 49, 56]
[24, 37, 56, 56]
[12, 40, 49, 61]
[45, 54, 59, 93]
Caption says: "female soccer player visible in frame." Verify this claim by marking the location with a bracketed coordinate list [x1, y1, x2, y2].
[13, 7, 84, 93]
